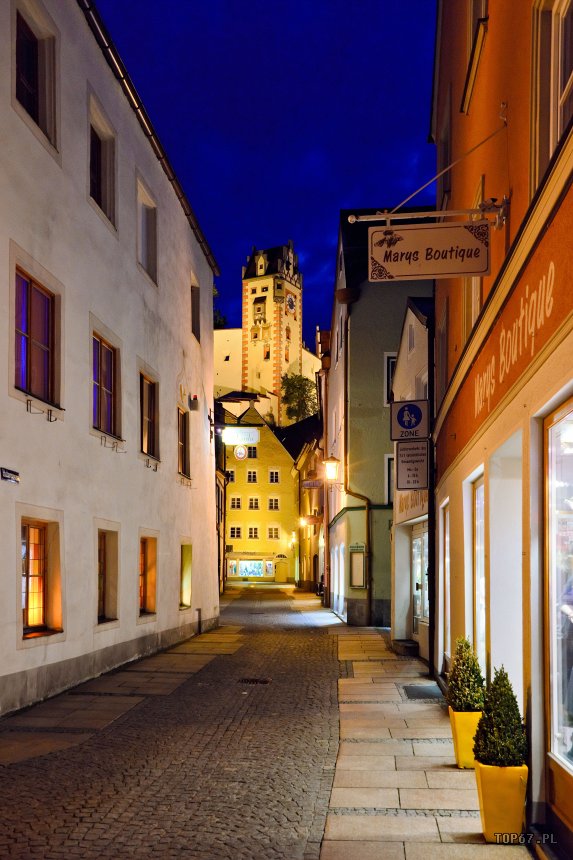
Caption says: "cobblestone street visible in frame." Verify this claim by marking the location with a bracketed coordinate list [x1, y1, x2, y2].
[0, 587, 340, 860]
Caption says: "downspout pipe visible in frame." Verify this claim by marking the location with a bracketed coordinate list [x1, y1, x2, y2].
[343, 312, 373, 626]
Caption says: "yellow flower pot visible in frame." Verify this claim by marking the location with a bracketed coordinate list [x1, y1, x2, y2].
[448, 707, 481, 768]
[474, 760, 528, 843]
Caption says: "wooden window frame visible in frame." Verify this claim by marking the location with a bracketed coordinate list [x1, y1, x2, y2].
[93, 334, 118, 437]
[247, 470, 257, 483]
[178, 408, 190, 477]
[140, 374, 159, 460]
[15, 269, 55, 405]
[21, 521, 47, 632]
[269, 470, 280, 484]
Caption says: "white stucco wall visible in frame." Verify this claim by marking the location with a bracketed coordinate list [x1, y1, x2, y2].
[0, 0, 218, 712]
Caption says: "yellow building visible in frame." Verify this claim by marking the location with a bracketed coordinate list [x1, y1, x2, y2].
[224, 405, 299, 583]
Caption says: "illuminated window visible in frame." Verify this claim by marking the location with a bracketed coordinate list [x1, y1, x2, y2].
[139, 536, 157, 615]
[263, 343, 270, 360]
[268, 497, 279, 510]
[247, 470, 257, 483]
[442, 503, 451, 661]
[268, 527, 279, 540]
[230, 496, 241, 509]
[137, 180, 157, 281]
[178, 408, 190, 477]
[140, 374, 159, 459]
[269, 470, 279, 484]
[248, 527, 259, 539]
[15, 10, 57, 145]
[93, 335, 118, 436]
[248, 497, 259, 510]
[230, 526, 241, 538]
[15, 270, 56, 404]
[21, 523, 46, 631]
[180, 544, 192, 608]
[97, 529, 118, 624]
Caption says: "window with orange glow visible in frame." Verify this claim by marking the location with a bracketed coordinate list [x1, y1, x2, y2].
[21, 523, 46, 630]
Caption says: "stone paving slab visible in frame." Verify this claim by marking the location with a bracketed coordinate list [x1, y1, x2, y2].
[427, 771, 477, 789]
[396, 756, 456, 770]
[340, 716, 407, 729]
[399, 788, 479, 810]
[320, 841, 405, 860]
[339, 740, 414, 756]
[74, 671, 187, 696]
[339, 725, 392, 739]
[333, 770, 428, 789]
[335, 755, 397, 771]
[324, 813, 441, 842]
[405, 847, 530, 859]
[390, 727, 452, 739]
[0, 731, 93, 764]
[329, 787, 400, 808]
[413, 741, 455, 757]
[123, 653, 216, 672]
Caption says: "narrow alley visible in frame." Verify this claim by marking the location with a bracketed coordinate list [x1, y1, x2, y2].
[0, 587, 529, 859]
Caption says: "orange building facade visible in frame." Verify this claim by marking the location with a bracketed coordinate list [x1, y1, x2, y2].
[432, 1, 573, 849]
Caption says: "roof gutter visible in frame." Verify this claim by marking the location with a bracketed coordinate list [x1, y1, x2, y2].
[77, 0, 220, 276]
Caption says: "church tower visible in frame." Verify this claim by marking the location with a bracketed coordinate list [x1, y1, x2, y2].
[241, 240, 303, 426]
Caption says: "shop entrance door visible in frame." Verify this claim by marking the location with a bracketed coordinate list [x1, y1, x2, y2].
[412, 523, 429, 639]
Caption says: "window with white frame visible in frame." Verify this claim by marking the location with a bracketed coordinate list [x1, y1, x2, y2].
[97, 528, 118, 624]
[230, 496, 241, 509]
[139, 536, 157, 616]
[269, 469, 279, 484]
[89, 96, 115, 223]
[248, 526, 259, 539]
[247, 446, 257, 458]
[268, 497, 279, 511]
[533, 0, 573, 186]
[15, 269, 57, 405]
[21, 515, 62, 637]
[15, 7, 57, 147]
[268, 526, 279, 540]
[137, 179, 157, 282]
[247, 470, 257, 483]
[230, 526, 241, 539]
[248, 497, 259, 510]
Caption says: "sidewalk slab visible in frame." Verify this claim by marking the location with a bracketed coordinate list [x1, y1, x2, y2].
[329, 787, 400, 808]
[324, 813, 440, 842]
[339, 740, 413, 756]
[335, 755, 397, 771]
[399, 788, 479, 810]
[405, 846, 530, 859]
[321, 841, 405, 860]
[333, 770, 427, 788]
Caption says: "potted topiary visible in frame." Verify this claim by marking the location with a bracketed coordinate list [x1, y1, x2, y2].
[473, 666, 528, 843]
[446, 637, 485, 768]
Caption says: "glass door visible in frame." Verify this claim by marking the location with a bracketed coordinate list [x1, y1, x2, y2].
[412, 523, 429, 635]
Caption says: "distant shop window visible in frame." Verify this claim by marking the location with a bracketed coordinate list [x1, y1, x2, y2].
[412, 523, 429, 633]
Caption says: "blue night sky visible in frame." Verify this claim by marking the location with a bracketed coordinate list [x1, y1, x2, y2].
[95, 0, 437, 347]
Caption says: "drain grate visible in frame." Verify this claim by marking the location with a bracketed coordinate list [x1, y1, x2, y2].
[403, 683, 444, 701]
[238, 677, 272, 685]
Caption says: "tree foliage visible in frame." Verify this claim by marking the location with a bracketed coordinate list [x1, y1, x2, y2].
[473, 666, 528, 766]
[446, 636, 485, 712]
[280, 373, 318, 421]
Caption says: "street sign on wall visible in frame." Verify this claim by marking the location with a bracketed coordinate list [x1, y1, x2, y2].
[369, 220, 490, 282]
[396, 441, 429, 490]
[222, 427, 260, 445]
[390, 400, 429, 440]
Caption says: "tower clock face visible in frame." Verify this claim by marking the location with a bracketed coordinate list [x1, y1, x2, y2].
[286, 294, 296, 313]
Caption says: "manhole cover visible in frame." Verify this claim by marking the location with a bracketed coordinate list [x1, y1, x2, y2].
[403, 683, 444, 700]
[238, 677, 272, 685]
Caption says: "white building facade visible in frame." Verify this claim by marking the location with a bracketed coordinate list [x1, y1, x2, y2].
[0, 0, 219, 714]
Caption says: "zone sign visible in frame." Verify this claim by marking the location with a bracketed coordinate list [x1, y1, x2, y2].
[390, 400, 429, 441]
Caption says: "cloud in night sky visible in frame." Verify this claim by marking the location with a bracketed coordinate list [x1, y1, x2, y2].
[95, 0, 437, 345]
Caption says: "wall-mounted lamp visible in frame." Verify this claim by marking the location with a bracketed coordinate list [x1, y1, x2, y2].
[299, 516, 308, 528]
[324, 456, 341, 482]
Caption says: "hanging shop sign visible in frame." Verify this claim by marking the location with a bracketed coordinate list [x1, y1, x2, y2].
[368, 221, 490, 282]
[222, 426, 260, 445]
[396, 441, 429, 490]
[390, 400, 429, 440]
[302, 478, 323, 489]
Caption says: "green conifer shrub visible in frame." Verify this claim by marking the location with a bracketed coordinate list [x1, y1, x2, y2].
[473, 666, 528, 767]
[446, 637, 485, 712]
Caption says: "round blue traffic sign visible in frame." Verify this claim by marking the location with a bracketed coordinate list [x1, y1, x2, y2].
[397, 403, 422, 430]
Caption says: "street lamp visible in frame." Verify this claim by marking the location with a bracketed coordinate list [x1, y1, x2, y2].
[324, 456, 341, 483]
